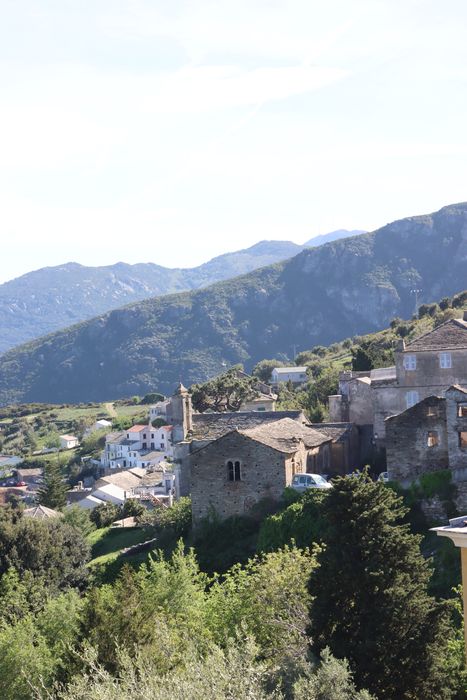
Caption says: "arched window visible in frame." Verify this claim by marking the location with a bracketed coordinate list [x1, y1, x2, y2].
[227, 460, 241, 481]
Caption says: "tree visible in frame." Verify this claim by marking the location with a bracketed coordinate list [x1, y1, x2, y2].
[206, 545, 316, 663]
[309, 474, 453, 699]
[90, 502, 120, 528]
[37, 459, 68, 510]
[62, 505, 95, 537]
[0, 515, 90, 592]
[252, 359, 286, 383]
[351, 346, 373, 371]
[141, 392, 164, 405]
[190, 368, 259, 413]
[122, 498, 145, 519]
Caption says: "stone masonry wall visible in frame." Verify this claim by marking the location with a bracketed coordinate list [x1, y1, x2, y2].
[190, 431, 301, 523]
[385, 396, 448, 483]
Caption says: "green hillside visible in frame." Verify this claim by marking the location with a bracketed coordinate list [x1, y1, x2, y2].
[1, 202, 466, 404]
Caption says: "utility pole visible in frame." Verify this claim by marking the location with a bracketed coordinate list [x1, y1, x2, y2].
[410, 288, 422, 315]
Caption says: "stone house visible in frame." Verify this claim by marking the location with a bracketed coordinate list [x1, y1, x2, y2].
[190, 418, 332, 522]
[329, 314, 467, 443]
[385, 385, 467, 485]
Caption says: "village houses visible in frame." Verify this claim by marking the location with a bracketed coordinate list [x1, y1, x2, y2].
[329, 313, 467, 443]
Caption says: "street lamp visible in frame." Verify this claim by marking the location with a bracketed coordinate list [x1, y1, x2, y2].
[431, 515, 467, 662]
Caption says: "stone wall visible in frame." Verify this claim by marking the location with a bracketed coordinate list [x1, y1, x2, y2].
[190, 431, 302, 523]
[385, 396, 448, 483]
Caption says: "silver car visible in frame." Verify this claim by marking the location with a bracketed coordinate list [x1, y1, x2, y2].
[291, 473, 332, 492]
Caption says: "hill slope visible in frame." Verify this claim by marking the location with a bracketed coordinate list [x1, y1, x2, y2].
[0, 203, 466, 404]
[0, 240, 306, 354]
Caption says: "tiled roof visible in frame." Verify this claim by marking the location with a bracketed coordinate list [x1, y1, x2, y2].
[105, 431, 126, 443]
[96, 472, 142, 490]
[190, 410, 306, 440]
[127, 425, 148, 432]
[240, 418, 332, 452]
[405, 318, 467, 351]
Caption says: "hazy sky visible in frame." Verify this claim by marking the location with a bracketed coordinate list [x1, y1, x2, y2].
[2, 0, 467, 282]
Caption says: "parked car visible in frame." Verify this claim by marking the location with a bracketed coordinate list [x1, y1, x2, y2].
[377, 471, 389, 483]
[14, 481, 26, 487]
[291, 473, 332, 493]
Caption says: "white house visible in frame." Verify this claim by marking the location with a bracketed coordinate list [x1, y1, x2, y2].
[149, 400, 169, 420]
[59, 435, 79, 450]
[271, 367, 308, 387]
[91, 482, 127, 506]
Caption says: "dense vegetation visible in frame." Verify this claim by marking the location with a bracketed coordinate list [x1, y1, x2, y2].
[0, 474, 463, 699]
[0, 203, 466, 404]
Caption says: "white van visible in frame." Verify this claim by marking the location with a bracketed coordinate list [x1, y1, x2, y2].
[291, 473, 332, 492]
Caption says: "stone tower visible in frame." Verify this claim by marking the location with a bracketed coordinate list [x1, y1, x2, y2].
[167, 383, 193, 443]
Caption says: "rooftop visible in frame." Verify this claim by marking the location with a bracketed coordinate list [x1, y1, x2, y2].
[190, 410, 306, 440]
[273, 366, 308, 374]
[310, 422, 355, 442]
[23, 505, 61, 519]
[405, 318, 467, 352]
[127, 424, 149, 432]
[240, 418, 332, 452]
[60, 434, 78, 441]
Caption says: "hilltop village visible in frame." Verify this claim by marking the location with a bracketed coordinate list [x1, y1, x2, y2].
[1, 308, 467, 526]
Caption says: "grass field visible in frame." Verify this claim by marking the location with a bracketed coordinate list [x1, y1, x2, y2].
[87, 526, 152, 582]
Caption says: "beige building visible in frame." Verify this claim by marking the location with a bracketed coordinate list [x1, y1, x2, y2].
[330, 314, 467, 442]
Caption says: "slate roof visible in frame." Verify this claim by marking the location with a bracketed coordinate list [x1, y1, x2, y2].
[405, 318, 467, 352]
[190, 410, 306, 440]
[23, 505, 61, 519]
[310, 422, 355, 442]
[240, 418, 332, 453]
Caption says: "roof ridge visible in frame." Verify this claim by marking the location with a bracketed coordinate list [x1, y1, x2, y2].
[405, 317, 467, 348]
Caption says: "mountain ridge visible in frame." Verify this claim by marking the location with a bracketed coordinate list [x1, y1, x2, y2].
[0, 203, 465, 405]
[0, 231, 361, 354]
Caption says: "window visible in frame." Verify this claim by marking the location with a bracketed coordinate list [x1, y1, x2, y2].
[427, 406, 436, 417]
[406, 391, 419, 409]
[143, 433, 147, 439]
[227, 460, 241, 481]
[403, 354, 417, 370]
[458, 404, 467, 417]
[427, 431, 439, 447]
[160, 443, 164, 449]
[439, 352, 452, 369]
[459, 432, 467, 449]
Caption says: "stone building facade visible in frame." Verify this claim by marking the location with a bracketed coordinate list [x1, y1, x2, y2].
[190, 418, 332, 522]
[385, 385, 467, 485]
[329, 314, 467, 442]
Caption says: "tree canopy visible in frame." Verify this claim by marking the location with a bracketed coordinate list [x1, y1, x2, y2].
[190, 367, 259, 412]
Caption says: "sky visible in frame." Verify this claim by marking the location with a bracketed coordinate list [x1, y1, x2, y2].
[1, 0, 467, 282]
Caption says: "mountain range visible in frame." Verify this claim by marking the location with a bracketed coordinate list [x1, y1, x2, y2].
[0, 229, 361, 354]
[0, 204, 465, 405]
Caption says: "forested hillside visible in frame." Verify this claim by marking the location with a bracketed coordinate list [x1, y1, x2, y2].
[0, 203, 466, 404]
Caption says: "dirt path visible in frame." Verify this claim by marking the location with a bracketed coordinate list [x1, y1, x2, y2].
[104, 402, 117, 417]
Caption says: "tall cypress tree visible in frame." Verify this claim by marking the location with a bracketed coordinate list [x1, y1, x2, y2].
[308, 473, 452, 700]
[37, 459, 67, 510]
